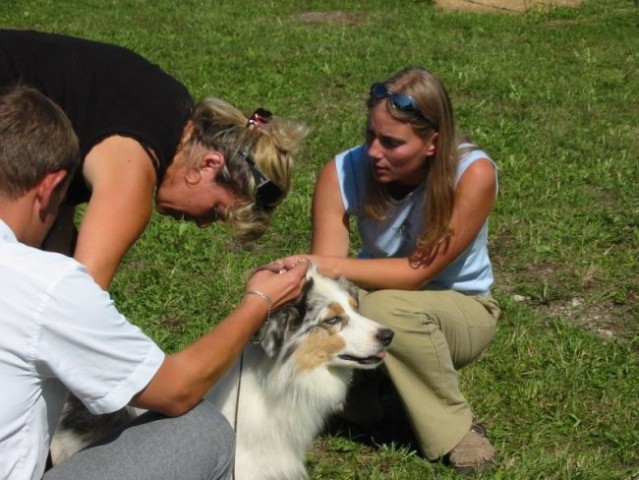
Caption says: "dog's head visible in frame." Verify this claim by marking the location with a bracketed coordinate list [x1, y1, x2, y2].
[257, 265, 393, 372]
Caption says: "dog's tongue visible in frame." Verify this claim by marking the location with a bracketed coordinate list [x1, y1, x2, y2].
[375, 351, 387, 360]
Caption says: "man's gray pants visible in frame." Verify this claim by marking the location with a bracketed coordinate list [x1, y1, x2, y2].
[44, 399, 234, 480]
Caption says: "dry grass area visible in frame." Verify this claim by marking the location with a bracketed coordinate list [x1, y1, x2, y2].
[293, 11, 364, 25]
[434, 0, 582, 13]
[293, 1, 584, 25]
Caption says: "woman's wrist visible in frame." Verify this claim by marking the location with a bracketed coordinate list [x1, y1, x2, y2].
[242, 290, 273, 344]
[243, 290, 272, 318]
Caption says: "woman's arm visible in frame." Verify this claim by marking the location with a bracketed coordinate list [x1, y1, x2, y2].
[131, 262, 309, 416]
[310, 159, 351, 256]
[287, 158, 497, 291]
[76, 136, 157, 290]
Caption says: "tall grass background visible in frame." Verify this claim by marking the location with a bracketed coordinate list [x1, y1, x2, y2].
[1, 0, 637, 478]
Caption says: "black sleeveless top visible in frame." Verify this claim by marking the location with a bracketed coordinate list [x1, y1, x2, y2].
[0, 29, 193, 204]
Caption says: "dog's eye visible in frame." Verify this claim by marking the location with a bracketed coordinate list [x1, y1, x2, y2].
[323, 316, 342, 326]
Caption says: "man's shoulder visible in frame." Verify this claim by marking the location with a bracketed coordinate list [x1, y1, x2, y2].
[1, 239, 87, 287]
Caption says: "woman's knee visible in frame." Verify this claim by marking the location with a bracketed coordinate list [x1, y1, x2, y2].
[359, 290, 400, 327]
[359, 290, 435, 332]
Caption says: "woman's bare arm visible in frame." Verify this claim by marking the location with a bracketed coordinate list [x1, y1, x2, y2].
[286, 158, 497, 290]
[311, 159, 351, 257]
[131, 263, 309, 416]
[75, 136, 157, 289]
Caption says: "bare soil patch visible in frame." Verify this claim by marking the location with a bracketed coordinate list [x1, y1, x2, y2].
[293, 11, 364, 26]
[434, 0, 582, 13]
[292, 2, 583, 23]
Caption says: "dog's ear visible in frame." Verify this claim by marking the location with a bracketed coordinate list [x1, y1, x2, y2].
[259, 281, 312, 357]
[337, 276, 360, 307]
[260, 308, 296, 358]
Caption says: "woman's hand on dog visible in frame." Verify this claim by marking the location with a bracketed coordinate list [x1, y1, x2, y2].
[266, 255, 318, 276]
[130, 260, 310, 417]
[247, 260, 309, 311]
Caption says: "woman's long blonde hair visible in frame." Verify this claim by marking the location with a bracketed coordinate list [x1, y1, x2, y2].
[179, 98, 308, 241]
[365, 67, 467, 261]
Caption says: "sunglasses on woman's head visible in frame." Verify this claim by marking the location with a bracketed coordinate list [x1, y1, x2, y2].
[244, 156, 284, 210]
[370, 83, 437, 130]
[243, 108, 283, 209]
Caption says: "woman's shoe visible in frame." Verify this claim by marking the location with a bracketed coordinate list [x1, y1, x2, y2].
[446, 421, 497, 474]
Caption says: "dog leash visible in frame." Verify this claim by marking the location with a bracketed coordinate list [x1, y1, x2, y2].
[231, 350, 245, 480]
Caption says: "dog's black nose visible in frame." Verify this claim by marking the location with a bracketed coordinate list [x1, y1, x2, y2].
[377, 328, 394, 346]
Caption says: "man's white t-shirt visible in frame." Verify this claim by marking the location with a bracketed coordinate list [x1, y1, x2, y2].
[0, 220, 165, 480]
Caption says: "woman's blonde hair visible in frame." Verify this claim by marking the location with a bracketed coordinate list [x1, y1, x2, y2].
[365, 67, 471, 260]
[180, 97, 308, 241]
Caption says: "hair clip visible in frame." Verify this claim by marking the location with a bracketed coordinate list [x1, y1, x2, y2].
[246, 108, 273, 128]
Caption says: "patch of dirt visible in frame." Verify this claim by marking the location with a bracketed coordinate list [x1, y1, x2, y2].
[434, 0, 582, 13]
[160, 316, 186, 332]
[495, 264, 637, 341]
[490, 229, 637, 342]
[292, 11, 364, 26]
[511, 294, 637, 341]
[292, 2, 584, 24]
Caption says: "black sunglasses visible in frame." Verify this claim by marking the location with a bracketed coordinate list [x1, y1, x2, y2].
[244, 108, 284, 210]
[370, 83, 437, 130]
[245, 156, 284, 210]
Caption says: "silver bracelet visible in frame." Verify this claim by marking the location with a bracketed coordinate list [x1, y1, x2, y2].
[244, 290, 272, 344]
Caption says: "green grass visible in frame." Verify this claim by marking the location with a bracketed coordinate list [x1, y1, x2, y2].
[2, 0, 638, 478]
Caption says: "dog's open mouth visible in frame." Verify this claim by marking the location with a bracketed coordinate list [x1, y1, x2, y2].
[338, 350, 387, 365]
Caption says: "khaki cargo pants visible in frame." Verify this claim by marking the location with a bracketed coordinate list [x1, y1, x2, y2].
[358, 287, 499, 460]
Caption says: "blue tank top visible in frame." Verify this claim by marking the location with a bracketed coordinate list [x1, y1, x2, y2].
[335, 144, 497, 295]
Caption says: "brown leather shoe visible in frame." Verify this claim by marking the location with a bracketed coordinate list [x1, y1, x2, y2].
[446, 422, 497, 474]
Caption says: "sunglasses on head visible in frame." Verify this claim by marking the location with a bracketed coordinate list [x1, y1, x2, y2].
[370, 83, 437, 130]
[244, 156, 284, 210]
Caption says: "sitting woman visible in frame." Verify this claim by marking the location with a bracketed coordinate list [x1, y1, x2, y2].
[277, 67, 500, 473]
[0, 29, 308, 289]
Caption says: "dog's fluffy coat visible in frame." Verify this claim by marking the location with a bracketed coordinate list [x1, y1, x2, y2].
[52, 266, 393, 480]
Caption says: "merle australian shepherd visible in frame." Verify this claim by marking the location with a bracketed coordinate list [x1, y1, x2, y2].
[52, 265, 394, 480]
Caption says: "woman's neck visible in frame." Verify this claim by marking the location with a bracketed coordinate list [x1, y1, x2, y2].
[387, 182, 420, 200]
[388, 159, 431, 200]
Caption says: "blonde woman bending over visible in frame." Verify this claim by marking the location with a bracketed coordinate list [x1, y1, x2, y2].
[0, 29, 308, 289]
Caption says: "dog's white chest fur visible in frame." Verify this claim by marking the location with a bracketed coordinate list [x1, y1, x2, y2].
[207, 345, 351, 480]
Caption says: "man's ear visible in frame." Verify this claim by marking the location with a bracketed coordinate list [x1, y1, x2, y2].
[36, 170, 68, 217]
